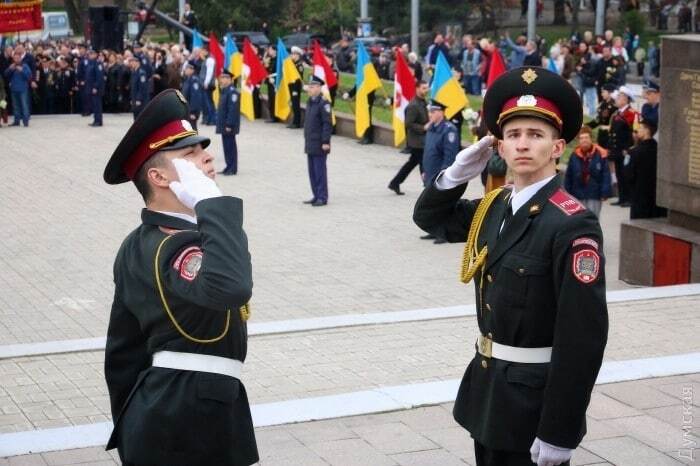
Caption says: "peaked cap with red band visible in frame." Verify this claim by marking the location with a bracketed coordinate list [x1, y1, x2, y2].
[103, 89, 211, 184]
[483, 67, 582, 143]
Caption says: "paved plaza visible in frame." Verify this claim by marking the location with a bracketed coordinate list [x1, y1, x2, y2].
[0, 115, 698, 465]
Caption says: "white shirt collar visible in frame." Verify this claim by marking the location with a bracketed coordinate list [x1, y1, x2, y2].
[509, 175, 557, 215]
[155, 210, 197, 225]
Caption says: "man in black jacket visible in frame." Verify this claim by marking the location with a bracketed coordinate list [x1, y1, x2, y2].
[102, 89, 258, 466]
[629, 121, 666, 219]
[413, 67, 608, 466]
[388, 80, 429, 195]
[303, 76, 333, 206]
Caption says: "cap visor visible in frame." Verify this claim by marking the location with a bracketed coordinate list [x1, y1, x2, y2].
[159, 134, 211, 151]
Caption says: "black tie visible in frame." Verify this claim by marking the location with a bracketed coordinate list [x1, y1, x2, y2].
[499, 200, 513, 237]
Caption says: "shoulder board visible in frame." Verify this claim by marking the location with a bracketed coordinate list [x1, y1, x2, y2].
[548, 189, 586, 216]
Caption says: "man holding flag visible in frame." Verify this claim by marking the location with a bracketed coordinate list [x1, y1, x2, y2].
[344, 41, 382, 145]
[274, 39, 303, 126]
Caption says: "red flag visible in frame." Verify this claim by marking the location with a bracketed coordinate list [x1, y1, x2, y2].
[208, 33, 224, 76]
[486, 48, 507, 89]
[311, 41, 337, 88]
[394, 52, 416, 102]
[243, 38, 268, 85]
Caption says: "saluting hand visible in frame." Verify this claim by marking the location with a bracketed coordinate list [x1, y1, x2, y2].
[443, 135, 495, 184]
[169, 159, 222, 210]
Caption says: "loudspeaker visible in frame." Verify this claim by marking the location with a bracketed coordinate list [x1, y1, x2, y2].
[89, 7, 123, 52]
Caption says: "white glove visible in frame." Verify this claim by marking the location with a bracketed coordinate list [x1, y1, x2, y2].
[623, 153, 631, 166]
[169, 158, 222, 210]
[530, 437, 573, 466]
[342, 92, 349, 100]
[442, 135, 495, 185]
[611, 172, 618, 185]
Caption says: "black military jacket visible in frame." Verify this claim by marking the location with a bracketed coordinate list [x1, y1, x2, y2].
[588, 98, 616, 149]
[413, 176, 608, 451]
[104, 197, 258, 466]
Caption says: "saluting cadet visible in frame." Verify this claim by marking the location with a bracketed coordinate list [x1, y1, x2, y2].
[216, 70, 241, 175]
[413, 67, 608, 466]
[129, 57, 150, 120]
[182, 62, 206, 131]
[102, 89, 258, 466]
[303, 75, 332, 206]
[85, 48, 105, 127]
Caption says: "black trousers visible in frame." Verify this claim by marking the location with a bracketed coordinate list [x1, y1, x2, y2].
[266, 81, 277, 120]
[474, 440, 570, 466]
[289, 82, 301, 126]
[389, 148, 423, 187]
[613, 156, 630, 203]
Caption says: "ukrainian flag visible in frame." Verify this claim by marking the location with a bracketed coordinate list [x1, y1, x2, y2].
[354, 42, 382, 138]
[224, 33, 242, 79]
[274, 38, 302, 121]
[430, 51, 468, 119]
[191, 28, 204, 50]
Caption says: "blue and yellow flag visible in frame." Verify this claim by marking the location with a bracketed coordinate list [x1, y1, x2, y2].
[430, 51, 468, 119]
[224, 33, 243, 79]
[354, 42, 382, 138]
[191, 28, 204, 50]
[274, 38, 302, 121]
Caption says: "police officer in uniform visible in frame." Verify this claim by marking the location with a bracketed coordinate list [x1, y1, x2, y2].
[287, 46, 305, 128]
[303, 75, 332, 206]
[413, 67, 608, 466]
[76, 43, 90, 116]
[129, 57, 150, 119]
[216, 70, 241, 175]
[640, 80, 660, 128]
[86, 48, 104, 127]
[102, 89, 258, 466]
[182, 62, 206, 131]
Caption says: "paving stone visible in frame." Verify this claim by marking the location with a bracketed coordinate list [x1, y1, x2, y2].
[307, 438, 398, 466]
[599, 381, 680, 410]
[41, 448, 112, 466]
[586, 392, 642, 420]
[351, 422, 438, 455]
[582, 436, 685, 466]
[571, 447, 605, 465]
[390, 448, 467, 465]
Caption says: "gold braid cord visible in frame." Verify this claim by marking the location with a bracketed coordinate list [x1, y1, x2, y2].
[154, 235, 250, 344]
[460, 188, 503, 284]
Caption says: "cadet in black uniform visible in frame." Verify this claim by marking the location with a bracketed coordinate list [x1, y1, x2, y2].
[85, 48, 104, 127]
[587, 83, 617, 150]
[262, 45, 279, 123]
[216, 70, 241, 175]
[102, 89, 258, 466]
[287, 46, 305, 128]
[413, 67, 608, 466]
[54, 56, 75, 114]
[303, 75, 333, 206]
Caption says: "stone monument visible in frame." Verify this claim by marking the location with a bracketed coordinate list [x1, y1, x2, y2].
[619, 34, 700, 285]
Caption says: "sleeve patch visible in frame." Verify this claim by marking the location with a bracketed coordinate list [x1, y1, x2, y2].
[324, 103, 331, 113]
[572, 249, 600, 284]
[447, 131, 456, 143]
[172, 246, 203, 282]
[549, 189, 586, 216]
[232, 93, 238, 102]
[573, 237, 599, 251]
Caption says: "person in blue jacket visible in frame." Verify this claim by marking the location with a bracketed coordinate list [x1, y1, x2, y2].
[86, 48, 105, 127]
[216, 70, 241, 175]
[76, 43, 91, 116]
[129, 57, 150, 119]
[181, 62, 206, 131]
[4, 50, 32, 126]
[564, 125, 612, 218]
[303, 75, 333, 206]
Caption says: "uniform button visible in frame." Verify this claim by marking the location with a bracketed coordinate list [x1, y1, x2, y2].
[485, 303, 491, 311]
[488, 332, 493, 338]
[481, 360, 488, 369]
[487, 274, 493, 282]
[518, 267, 525, 274]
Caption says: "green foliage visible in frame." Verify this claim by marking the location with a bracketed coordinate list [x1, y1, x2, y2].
[618, 10, 647, 36]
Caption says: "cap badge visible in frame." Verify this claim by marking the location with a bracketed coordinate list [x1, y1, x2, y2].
[516, 95, 537, 107]
[521, 68, 538, 84]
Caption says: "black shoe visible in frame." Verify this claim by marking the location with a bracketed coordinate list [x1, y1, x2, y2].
[619, 201, 631, 207]
[10, 121, 20, 126]
[610, 200, 623, 206]
[358, 139, 372, 145]
[388, 184, 405, 195]
[311, 200, 327, 207]
[303, 199, 317, 204]
[265, 119, 278, 123]
[420, 234, 436, 240]
[400, 147, 411, 154]
[433, 238, 447, 244]
[286, 124, 301, 129]
[89, 122, 102, 127]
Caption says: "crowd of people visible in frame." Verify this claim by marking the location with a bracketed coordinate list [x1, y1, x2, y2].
[0, 22, 665, 220]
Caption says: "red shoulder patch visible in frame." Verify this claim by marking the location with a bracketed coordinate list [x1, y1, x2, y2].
[172, 246, 203, 281]
[572, 249, 600, 284]
[549, 189, 586, 216]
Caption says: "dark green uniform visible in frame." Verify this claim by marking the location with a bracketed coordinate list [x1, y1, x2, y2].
[413, 176, 608, 454]
[105, 198, 258, 465]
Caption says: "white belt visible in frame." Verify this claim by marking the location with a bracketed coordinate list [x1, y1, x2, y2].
[477, 335, 552, 364]
[152, 351, 243, 379]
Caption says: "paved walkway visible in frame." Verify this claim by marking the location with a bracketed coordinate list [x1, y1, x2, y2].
[1, 115, 697, 465]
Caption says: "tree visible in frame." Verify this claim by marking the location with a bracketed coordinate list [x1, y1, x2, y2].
[64, 0, 89, 34]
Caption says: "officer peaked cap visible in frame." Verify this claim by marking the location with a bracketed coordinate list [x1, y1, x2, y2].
[483, 67, 582, 142]
[103, 89, 210, 184]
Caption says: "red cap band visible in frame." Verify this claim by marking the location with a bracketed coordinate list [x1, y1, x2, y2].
[123, 119, 197, 180]
[497, 95, 563, 130]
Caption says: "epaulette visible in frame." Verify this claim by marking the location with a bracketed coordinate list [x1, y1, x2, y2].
[548, 188, 586, 216]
